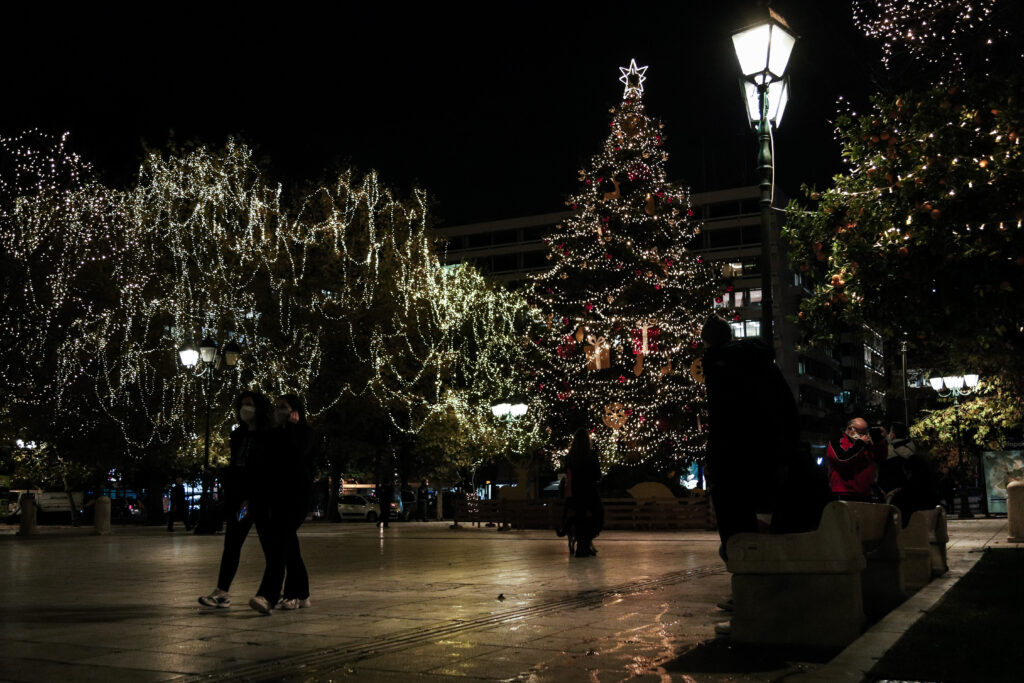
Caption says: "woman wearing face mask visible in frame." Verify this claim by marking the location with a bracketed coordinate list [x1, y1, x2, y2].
[199, 390, 271, 608]
[249, 393, 315, 614]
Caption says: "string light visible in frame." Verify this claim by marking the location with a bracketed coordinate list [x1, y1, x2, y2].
[3, 136, 539, 473]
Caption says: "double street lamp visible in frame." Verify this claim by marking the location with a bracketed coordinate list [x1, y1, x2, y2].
[929, 374, 981, 519]
[492, 398, 530, 499]
[731, 9, 798, 344]
[178, 336, 241, 534]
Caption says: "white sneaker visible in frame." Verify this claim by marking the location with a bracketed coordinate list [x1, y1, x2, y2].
[249, 596, 273, 615]
[278, 597, 311, 610]
[198, 588, 230, 608]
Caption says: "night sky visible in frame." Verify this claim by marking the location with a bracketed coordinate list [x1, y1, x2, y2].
[1, 1, 878, 225]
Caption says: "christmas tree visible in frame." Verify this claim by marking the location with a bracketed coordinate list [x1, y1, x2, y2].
[531, 60, 719, 468]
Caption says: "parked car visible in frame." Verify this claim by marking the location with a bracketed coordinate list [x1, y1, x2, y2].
[337, 494, 379, 522]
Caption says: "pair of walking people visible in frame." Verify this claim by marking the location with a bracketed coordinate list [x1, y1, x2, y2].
[198, 391, 314, 615]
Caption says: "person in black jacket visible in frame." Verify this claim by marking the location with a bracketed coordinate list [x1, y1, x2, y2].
[701, 316, 821, 560]
[249, 393, 314, 614]
[565, 428, 603, 558]
[198, 390, 271, 608]
[167, 477, 190, 531]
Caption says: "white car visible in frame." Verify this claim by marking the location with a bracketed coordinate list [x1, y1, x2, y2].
[337, 494, 380, 522]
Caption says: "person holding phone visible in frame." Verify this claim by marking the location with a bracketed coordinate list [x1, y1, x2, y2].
[198, 390, 271, 608]
[824, 417, 888, 501]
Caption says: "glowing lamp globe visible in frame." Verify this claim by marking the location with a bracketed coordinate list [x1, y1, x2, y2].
[178, 343, 199, 368]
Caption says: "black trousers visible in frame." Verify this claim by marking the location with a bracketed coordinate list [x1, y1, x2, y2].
[255, 515, 309, 604]
[710, 483, 758, 561]
[216, 513, 254, 591]
[167, 506, 190, 530]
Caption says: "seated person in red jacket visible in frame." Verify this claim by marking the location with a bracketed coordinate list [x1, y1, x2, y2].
[825, 418, 888, 501]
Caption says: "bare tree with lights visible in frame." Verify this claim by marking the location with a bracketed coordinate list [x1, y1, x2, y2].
[531, 60, 718, 471]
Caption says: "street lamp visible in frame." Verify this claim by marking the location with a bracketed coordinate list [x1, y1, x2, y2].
[177, 337, 241, 534]
[929, 373, 981, 518]
[731, 8, 798, 344]
[491, 397, 530, 499]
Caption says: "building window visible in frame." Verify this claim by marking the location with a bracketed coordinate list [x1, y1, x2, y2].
[492, 229, 518, 245]
[749, 288, 762, 304]
[468, 233, 491, 248]
[491, 254, 518, 272]
[722, 261, 743, 278]
[708, 227, 742, 248]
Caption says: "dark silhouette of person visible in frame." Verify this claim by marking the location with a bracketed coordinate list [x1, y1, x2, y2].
[199, 390, 271, 608]
[879, 423, 939, 526]
[416, 480, 429, 521]
[249, 393, 314, 614]
[565, 427, 603, 558]
[376, 451, 395, 528]
[700, 315, 804, 560]
[167, 476, 191, 531]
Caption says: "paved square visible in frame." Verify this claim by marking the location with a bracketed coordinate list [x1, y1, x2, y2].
[0, 519, 1008, 681]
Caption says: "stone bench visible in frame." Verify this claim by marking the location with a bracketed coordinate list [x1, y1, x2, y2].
[725, 500, 907, 648]
[902, 506, 949, 591]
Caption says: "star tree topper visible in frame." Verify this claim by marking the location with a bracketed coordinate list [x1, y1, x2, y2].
[619, 59, 648, 99]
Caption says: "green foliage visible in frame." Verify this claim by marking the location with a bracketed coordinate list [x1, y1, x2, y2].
[911, 375, 1024, 474]
[783, 76, 1024, 373]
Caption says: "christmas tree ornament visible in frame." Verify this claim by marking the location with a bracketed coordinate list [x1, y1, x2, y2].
[690, 358, 705, 384]
[584, 334, 611, 370]
[633, 354, 644, 376]
[602, 176, 622, 201]
[603, 402, 628, 430]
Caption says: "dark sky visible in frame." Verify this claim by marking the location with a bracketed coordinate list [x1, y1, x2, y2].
[0, 1, 878, 225]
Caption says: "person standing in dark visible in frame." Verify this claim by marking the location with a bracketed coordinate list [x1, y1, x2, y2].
[700, 315, 804, 561]
[376, 448, 394, 528]
[198, 390, 271, 608]
[249, 394, 314, 614]
[167, 476, 191, 531]
[416, 480, 429, 521]
[566, 427, 603, 558]
[879, 423, 939, 526]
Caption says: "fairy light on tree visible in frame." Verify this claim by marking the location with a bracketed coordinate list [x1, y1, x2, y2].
[784, 1, 1024, 376]
[2, 134, 546, 490]
[531, 60, 718, 470]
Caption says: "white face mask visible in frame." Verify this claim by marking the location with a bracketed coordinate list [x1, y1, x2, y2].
[275, 407, 292, 424]
[240, 405, 256, 421]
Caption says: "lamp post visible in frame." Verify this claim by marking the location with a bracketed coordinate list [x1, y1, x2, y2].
[929, 373, 981, 519]
[492, 398, 529, 498]
[178, 336, 241, 534]
[731, 9, 798, 344]
[900, 334, 910, 427]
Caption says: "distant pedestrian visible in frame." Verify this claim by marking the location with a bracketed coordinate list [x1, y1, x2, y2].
[565, 428, 603, 558]
[824, 418, 888, 501]
[249, 394, 314, 614]
[167, 477, 191, 531]
[198, 390, 271, 608]
[416, 480, 429, 521]
[376, 450, 394, 529]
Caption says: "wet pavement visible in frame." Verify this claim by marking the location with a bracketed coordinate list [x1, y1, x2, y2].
[0, 518, 1011, 682]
